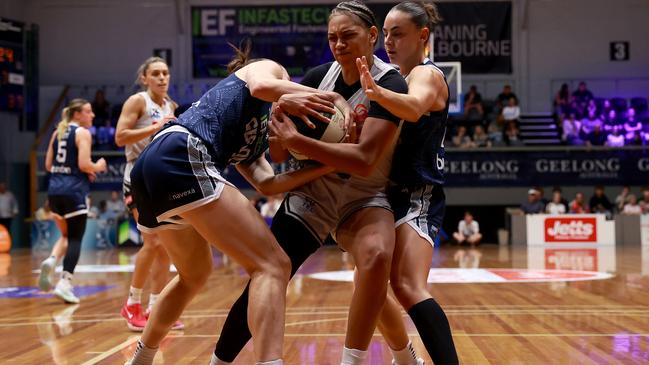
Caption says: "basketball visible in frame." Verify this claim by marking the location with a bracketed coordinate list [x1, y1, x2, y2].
[288, 105, 347, 160]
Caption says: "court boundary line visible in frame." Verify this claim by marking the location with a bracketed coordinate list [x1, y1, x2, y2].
[80, 335, 139, 365]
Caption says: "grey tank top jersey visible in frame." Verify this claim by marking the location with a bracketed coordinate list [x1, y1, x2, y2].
[316, 56, 400, 192]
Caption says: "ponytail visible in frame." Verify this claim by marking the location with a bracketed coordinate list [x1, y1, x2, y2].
[57, 98, 88, 140]
[391, 1, 443, 42]
[226, 39, 253, 74]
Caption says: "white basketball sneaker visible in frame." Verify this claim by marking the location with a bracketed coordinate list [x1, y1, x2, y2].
[392, 359, 425, 365]
[38, 257, 56, 291]
[53, 278, 80, 304]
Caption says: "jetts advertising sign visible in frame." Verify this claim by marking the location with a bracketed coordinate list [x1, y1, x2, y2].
[544, 217, 597, 243]
[526, 214, 615, 246]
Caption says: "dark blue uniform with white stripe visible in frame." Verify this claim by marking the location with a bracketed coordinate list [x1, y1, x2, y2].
[389, 59, 450, 244]
[48, 124, 90, 218]
[130, 73, 271, 232]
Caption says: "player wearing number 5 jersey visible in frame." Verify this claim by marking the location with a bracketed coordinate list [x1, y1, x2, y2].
[38, 98, 107, 304]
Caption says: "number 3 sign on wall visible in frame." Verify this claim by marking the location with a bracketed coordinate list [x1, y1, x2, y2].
[610, 41, 630, 61]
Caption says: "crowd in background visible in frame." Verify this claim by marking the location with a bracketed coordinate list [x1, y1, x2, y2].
[520, 185, 649, 217]
[555, 82, 649, 147]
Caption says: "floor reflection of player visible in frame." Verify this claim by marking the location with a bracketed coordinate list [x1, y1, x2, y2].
[36, 305, 80, 365]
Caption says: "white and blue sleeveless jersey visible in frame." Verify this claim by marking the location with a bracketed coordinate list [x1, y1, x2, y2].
[390, 59, 449, 186]
[47, 123, 90, 198]
[175, 72, 271, 170]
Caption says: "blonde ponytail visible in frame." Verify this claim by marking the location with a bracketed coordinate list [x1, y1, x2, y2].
[56, 98, 89, 140]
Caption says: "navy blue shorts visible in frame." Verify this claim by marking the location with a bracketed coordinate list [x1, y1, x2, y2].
[48, 194, 88, 219]
[130, 125, 233, 233]
[388, 184, 445, 246]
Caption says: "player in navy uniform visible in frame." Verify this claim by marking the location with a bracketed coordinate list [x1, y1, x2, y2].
[356, 2, 458, 364]
[38, 98, 107, 304]
[124, 46, 352, 365]
[210, 2, 411, 365]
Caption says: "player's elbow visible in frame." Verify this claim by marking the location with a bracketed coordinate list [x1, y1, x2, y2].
[247, 79, 273, 99]
[114, 132, 126, 147]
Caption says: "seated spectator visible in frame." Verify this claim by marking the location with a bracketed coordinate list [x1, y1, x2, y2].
[615, 186, 630, 212]
[521, 189, 545, 214]
[622, 194, 642, 215]
[604, 109, 622, 130]
[87, 195, 99, 219]
[600, 99, 612, 120]
[569, 192, 589, 214]
[96, 120, 116, 150]
[471, 125, 490, 147]
[463, 85, 484, 121]
[501, 97, 520, 123]
[451, 125, 473, 148]
[503, 121, 524, 146]
[628, 131, 646, 146]
[572, 81, 594, 117]
[641, 187, 649, 214]
[546, 190, 567, 214]
[624, 108, 642, 140]
[497, 84, 518, 110]
[606, 126, 625, 147]
[562, 113, 582, 144]
[589, 185, 613, 218]
[106, 191, 126, 219]
[580, 111, 602, 135]
[92, 89, 110, 126]
[552, 186, 570, 212]
[586, 99, 597, 117]
[452, 211, 482, 246]
[586, 123, 607, 146]
[487, 121, 504, 145]
[554, 83, 572, 116]
[260, 193, 283, 219]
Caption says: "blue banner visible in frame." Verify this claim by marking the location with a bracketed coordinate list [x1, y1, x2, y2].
[444, 148, 649, 187]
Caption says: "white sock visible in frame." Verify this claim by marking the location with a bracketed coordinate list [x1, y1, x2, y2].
[61, 271, 73, 282]
[209, 353, 231, 365]
[147, 293, 159, 312]
[255, 360, 282, 365]
[127, 286, 143, 306]
[130, 340, 158, 365]
[341, 346, 367, 365]
[390, 341, 418, 365]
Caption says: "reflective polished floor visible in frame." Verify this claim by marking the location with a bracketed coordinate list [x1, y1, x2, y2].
[0, 243, 648, 364]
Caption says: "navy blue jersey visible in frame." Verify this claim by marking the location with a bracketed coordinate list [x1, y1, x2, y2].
[47, 123, 90, 197]
[390, 59, 449, 186]
[176, 73, 271, 170]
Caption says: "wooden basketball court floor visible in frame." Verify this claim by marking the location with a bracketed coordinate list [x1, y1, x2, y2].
[1, 243, 648, 364]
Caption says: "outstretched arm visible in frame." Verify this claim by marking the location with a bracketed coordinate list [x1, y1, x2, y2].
[356, 56, 447, 122]
[236, 155, 333, 196]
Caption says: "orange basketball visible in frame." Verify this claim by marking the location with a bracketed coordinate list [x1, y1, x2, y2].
[0, 225, 11, 253]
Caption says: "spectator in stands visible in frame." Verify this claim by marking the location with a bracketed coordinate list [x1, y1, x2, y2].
[96, 120, 116, 150]
[87, 195, 99, 219]
[628, 131, 646, 146]
[580, 111, 602, 136]
[521, 189, 545, 214]
[622, 194, 642, 215]
[471, 125, 490, 148]
[546, 190, 567, 214]
[106, 191, 126, 218]
[615, 186, 630, 212]
[600, 99, 612, 120]
[487, 121, 504, 146]
[586, 99, 597, 118]
[554, 83, 572, 115]
[624, 108, 642, 141]
[586, 123, 607, 146]
[569, 192, 589, 214]
[641, 187, 649, 214]
[552, 186, 570, 212]
[572, 82, 594, 117]
[452, 211, 482, 246]
[92, 89, 111, 126]
[464, 85, 484, 121]
[500, 97, 521, 124]
[503, 121, 524, 146]
[561, 113, 582, 144]
[589, 185, 613, 218]
[604, 109, 620, 130]
[606, 126, 625, 147]
[497, 84, 518, 109]
[452, 125, 473, 148]
[0, 182, 18, 231]
[260, 193, 283, 219]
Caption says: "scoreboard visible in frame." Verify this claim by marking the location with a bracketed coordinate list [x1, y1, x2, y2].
[0, 17, 25, 113]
